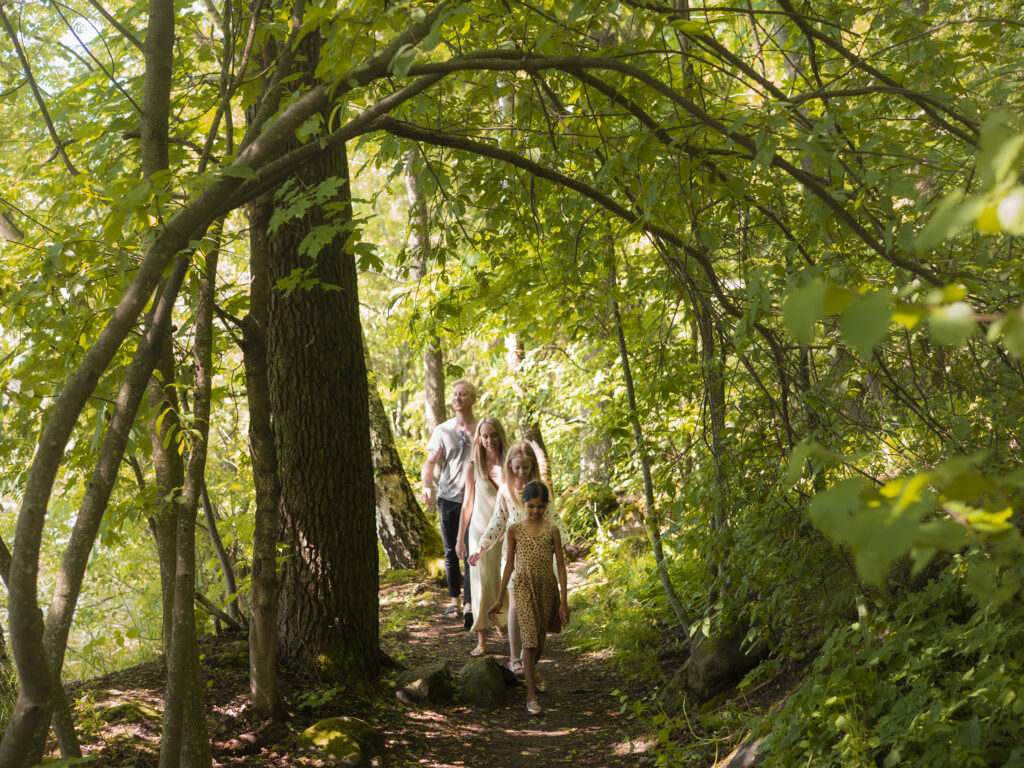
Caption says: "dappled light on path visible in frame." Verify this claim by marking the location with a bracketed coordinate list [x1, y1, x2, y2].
[379, 573, 649, 767]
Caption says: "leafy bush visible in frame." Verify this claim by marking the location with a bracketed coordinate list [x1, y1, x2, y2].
[756, 559, 1024, 767]
[560, 482, 624, 540]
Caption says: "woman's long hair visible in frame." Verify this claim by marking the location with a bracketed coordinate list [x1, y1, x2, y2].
[502, 441, 542, 509]
[472, 417, 509, 488]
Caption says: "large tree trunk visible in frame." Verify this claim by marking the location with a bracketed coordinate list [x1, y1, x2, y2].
[368, 364, 443, 569]
[265, 33, 379, 680]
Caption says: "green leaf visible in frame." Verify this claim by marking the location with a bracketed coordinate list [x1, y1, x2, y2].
[839, 290, 891, 358]
[223, 164, 258, 180]
[783, 280, 828, 344]
[987, 308, 1024, 357]
[996, 187, 1024, 234]
[807, 478, 867, 542]
[976, 113, 1024, 187]
[389, 44, 418, 78]
[928, 302, 976, 345]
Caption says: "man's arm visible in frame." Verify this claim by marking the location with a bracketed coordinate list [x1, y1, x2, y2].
[421, 449, 440, 507]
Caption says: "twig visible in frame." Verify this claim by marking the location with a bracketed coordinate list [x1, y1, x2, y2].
[0, 3, 80, 175]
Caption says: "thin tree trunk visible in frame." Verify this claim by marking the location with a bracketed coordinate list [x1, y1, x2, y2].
[159, 230, 217, 768]
[407, 148, 446, 435]
[608, 260, 692, 642]
[200, 483, 244, 626]
[243, 180, 284, 721]
[41, 259, 188, 760]
[694, 296, 729, 602]
[0, 210, 22, 241]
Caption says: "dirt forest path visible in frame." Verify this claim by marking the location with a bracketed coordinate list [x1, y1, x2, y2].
[53, 563, 654, 767]
[376, 563, 653, 768]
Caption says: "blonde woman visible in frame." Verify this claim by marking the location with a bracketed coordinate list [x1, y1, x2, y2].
[456, 417, 509, 655]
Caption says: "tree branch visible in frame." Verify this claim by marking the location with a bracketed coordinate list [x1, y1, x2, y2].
[86, 0, 144, 52]
[774, 0, 979, 142]
[405, 50, 942, 285]
[0, 3, 80, 175]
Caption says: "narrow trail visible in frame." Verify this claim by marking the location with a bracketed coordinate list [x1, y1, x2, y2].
[52, 563, 653, 767]
[377, 564, 653, 768]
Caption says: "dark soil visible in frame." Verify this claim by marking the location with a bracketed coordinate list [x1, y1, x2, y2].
[59, 564, 653, 767]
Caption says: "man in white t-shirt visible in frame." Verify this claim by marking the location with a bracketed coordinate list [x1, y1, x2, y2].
[421, 379, 478, 617]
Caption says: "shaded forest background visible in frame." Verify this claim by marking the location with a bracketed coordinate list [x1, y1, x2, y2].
[2, 0, 1024, 765]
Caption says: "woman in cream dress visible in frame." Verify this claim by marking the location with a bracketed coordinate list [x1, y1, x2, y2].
[456, 417, 509, 655]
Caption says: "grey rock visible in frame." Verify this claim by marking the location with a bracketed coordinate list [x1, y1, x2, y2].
[686, 626, 768, 701]
[395, 662, 455, 704]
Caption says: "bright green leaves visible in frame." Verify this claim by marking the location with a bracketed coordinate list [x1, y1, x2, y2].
[782, 279, 829, 344]
[918, 113, 1024, 247]
[808, 478, 927, 587]
[839, 291, 895, 358]
[806, 454, 1023, 596]
[780, 276, 1006, 355]
[783, 279, 894, 357]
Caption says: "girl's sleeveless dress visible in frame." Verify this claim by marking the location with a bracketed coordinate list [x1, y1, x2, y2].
[468, 471, 507, 632]
[510, 521, 562, 649]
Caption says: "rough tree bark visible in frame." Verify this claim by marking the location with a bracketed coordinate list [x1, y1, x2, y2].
[242, 181, 284, 720]
[158, 229, 218, 768]
[407, 148, 446, 435]
[266, 31, 380, 680]
[368, 363, 443, 569]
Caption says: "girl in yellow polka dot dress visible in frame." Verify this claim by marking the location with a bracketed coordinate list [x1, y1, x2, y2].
[488, 480, 569, 715]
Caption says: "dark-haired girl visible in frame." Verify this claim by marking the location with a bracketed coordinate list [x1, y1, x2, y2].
[488, 480, 569, 715]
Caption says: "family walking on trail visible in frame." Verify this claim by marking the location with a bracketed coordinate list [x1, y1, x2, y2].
[421, 380, 570, 715]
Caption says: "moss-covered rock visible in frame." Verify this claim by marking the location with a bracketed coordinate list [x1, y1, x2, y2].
[296, 716, 383, 766]
[457, 655, 508, 708]
[686, 625, 768, 701]
[95, 698, 161, 723]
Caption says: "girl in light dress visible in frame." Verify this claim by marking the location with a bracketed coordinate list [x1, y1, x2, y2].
[488, 480, 569, 715]
[469, 442, 566, 675]
[455, 417, 509, 656]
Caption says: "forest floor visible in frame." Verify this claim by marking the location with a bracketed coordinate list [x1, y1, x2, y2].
[57, 562, 656, 767]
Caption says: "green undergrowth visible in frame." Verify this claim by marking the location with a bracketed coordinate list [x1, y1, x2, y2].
[564, 534, 696, 683]
[0, 658, 16, 737]
[379, 569, 437, 665]
[753, 557, 1024, 768]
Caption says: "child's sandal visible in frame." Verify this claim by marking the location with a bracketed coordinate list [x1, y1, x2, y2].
[526, 699, 542, 716]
